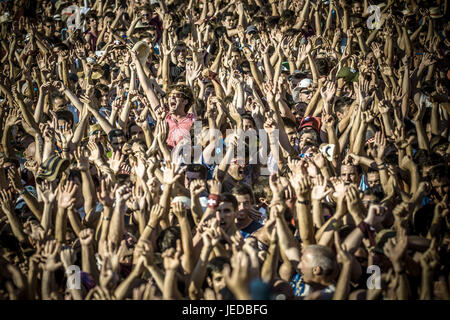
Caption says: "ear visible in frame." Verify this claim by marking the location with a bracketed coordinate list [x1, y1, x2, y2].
[312, 265, 323, 276]
[206, 276, 212, 288]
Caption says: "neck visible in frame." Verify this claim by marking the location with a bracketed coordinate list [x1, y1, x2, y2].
[308, 278, 333, 291]
[237, 217, 253, 230]
[171, 110, 187, 119]
[226, 223, 239, 237]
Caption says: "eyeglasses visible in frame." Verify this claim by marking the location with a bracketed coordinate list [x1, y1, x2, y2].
[142, 13, 150, 17]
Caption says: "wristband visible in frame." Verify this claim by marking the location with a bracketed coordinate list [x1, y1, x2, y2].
[207, 194, 221, 209]
[297, 199, 310, 205]
[103, 216, 111, 221]
[19, 189, 27, 195]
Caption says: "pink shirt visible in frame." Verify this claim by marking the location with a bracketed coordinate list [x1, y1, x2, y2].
[164, 113, 197, 148]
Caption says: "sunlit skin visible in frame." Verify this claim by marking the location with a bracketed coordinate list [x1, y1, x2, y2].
[216, 201, 237, 233]
[228, 158, 246, 181]
[168, 90, 188, 118]
[367, 172, 381, 188]
[341, 165, 360, 185]
[234, 194, 253, 230]
[208, 271, 226, 295]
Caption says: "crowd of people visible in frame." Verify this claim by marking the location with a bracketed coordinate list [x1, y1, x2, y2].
[0, 0, 449, 301]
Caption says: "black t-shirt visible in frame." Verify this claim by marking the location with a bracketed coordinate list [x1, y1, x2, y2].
[169, 62, 185, 82]
[240, 220, 263, 239]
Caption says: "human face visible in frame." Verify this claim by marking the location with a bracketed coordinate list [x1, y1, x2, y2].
[298, 250, 315, 283]
[223, 16, 236, 30]
[53, 97, 67, 109]
[299, 131, 318, 151]
[419, 32, 427, 46]
[299, 88, 313, 103]
[129, 124, 144, 140]
[292, 103, 307, 122]
[341, 165, 359, 185]
[44, 23, 53, 36]
[352, 2, 363, 15]
[216, 201, 236, 232]
[204, 86, 215, 101]
[431, 178, 448, 201]
[24, 141, 36, 161]
[367, 172, 381, 188]
[89, 18, 97, 29]
[141, 10, 151, 23]
[210, 270, 226, 295]
[110, 135, 126, 152]
[168, 90, 188, 114]
[234, 194, 252, 229]
[286, 127, 298, 147]
[242, 119, 255, 132]
[175, 46, 187, 65]
[228, 158, 246, 181]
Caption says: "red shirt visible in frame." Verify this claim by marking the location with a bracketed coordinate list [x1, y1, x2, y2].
[164, 113, 197, 149]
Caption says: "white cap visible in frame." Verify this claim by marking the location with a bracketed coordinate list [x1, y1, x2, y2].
[298, 78, 313, 88]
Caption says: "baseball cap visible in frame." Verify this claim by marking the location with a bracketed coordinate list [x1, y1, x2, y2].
[337, 66, 359, 82]
[299, 116, 321, 133]
[246, 25, 258, 34]
[298, 78, 313, 88]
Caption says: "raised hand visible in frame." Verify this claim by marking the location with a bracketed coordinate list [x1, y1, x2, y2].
[74, 146, 89, 171]
[115, 185, 132, 204]
[41, 240, 62, 272]
[383, 228, 408, 272]
[57, 180, 78, 209]
[37, 180, 57, 204]
[334, 231, 352, 265]
[420, 238, 440, 272]
[79, 228, 95, 246]
[345, 185, 363, 218]
[7, 167, 23, 192]
[0, 189, 14, 213]
[108, 151, 124, 175]
[96, 176, 117, 208]
[163, 161, 186, 185]
[320, 81, 337, 104]
[87, 141, 103, 163]
[60, 246, 76, 269]
[190, 179, 206, 197]
[172, 202, 187, 220]
[311, 175, 332, 201]
[269, 173, 285, 201]
[148, 204, 165, 228]
[162, 240, 182, 270]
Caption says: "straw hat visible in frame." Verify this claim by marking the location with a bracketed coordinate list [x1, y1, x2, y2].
[36, 154, 70, 183]
[430, 7, 444, 19]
